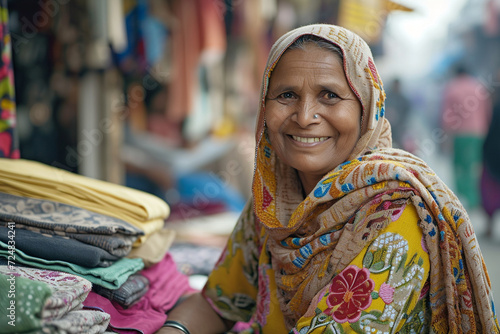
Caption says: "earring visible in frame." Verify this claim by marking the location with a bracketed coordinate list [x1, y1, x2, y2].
[313, 114, 319, 119]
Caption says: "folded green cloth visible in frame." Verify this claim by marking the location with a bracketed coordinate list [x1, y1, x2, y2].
[0, 241, 144, 289]
[0, 273, 52, 333]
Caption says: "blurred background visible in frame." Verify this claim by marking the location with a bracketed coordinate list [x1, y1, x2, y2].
[1, 0, 500, 296]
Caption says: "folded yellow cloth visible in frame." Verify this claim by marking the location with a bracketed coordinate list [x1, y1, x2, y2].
[127, 228, 176, 267]
[0, 158, 169, 242]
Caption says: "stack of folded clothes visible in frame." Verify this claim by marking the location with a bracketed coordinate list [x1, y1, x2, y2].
[0, 158, 194, 333]
[0, 158, 169, 244]
[0, 265, 110, 333]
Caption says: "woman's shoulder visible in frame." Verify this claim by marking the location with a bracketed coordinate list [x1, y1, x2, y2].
[357, 148, 438, 179]
[363, 147, 426, 164]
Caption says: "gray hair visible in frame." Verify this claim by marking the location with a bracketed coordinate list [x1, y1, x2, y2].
[287, 34, 344, 61]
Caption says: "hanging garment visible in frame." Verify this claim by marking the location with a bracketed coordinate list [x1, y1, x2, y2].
[0, 0, 19, 159]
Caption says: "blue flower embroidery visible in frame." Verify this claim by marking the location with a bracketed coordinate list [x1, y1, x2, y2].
[314, 182, 332, 198]
[341, 183, 354, 193]
[319, 234, 331, 246]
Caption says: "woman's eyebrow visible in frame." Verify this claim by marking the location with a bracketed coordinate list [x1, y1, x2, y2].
[316, 83, 339, 91]
[268, 84, 297, 93]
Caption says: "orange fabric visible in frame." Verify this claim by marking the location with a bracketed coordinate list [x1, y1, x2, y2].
[166, 0, 226, 124]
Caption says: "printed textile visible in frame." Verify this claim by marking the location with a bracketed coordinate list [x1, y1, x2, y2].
[203, 24, 499, 334]
[0, 271, 52, 332]
[0, 266, 110, 333]
[43, 309, 110, 334]
[204, 199, 432, 333]
[0, 266, 91, 320]
[0, 191, 143, 256]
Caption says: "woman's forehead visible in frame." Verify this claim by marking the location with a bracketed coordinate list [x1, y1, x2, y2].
[267, 46, 351, 95]
[271, 45, 344, 76]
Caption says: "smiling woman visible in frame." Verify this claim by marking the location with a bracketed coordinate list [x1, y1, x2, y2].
[265, 36, 362, 195]
[158, 24, 499, 334]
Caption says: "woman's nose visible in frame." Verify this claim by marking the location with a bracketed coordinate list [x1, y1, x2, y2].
[293, 100, 320, 127]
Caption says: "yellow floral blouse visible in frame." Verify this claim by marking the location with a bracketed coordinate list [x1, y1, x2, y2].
[203, 199, 431, 333]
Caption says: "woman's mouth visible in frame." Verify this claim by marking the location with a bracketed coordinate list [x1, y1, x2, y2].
[291, 135, 329, 143]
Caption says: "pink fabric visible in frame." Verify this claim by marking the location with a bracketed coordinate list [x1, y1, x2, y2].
[442, 75, 492, 135]
[83, 253, 194, 334]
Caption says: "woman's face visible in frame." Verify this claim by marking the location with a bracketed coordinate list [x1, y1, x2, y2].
[265, 43, 362, 190]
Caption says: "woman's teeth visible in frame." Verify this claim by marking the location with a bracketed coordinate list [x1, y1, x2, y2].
[292, 136, 328, 143]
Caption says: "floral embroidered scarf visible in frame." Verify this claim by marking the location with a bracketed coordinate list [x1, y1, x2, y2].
[252, 24, 499, 333]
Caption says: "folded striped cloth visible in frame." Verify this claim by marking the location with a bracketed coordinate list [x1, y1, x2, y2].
[93, 274, 150, 308]
[0, 192, 143, 256]
[0, 158, 170, 244]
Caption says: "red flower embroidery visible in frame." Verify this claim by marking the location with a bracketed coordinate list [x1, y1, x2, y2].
[262, 186, 273, 209]
[325, 265, 375, 323]
[462, 289, 473, 309]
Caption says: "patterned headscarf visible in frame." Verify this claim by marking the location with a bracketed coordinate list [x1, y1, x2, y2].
[254, 24, 391, 163]
[252, 24, 499, 333]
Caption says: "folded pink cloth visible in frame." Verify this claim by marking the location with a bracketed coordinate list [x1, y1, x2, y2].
[83, 253, 195, 334]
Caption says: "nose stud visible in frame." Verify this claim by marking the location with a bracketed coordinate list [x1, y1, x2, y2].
[313, 114, 319, 119]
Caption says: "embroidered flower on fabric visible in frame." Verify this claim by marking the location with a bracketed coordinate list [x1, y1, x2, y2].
[325, 265, 375, 323]
[378, 282, 395, 304]
[462, 289, 473, 309]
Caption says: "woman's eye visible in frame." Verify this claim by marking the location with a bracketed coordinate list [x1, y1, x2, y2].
[323, 91, 338, 99]
[278, 92, 295, 99]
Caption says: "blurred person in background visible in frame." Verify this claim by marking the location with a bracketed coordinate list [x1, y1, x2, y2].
[441, 64, 492, 209]
[384, 77, 411, 149]
[481, 68, 500, 238]
[158, 24, 498, 334]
